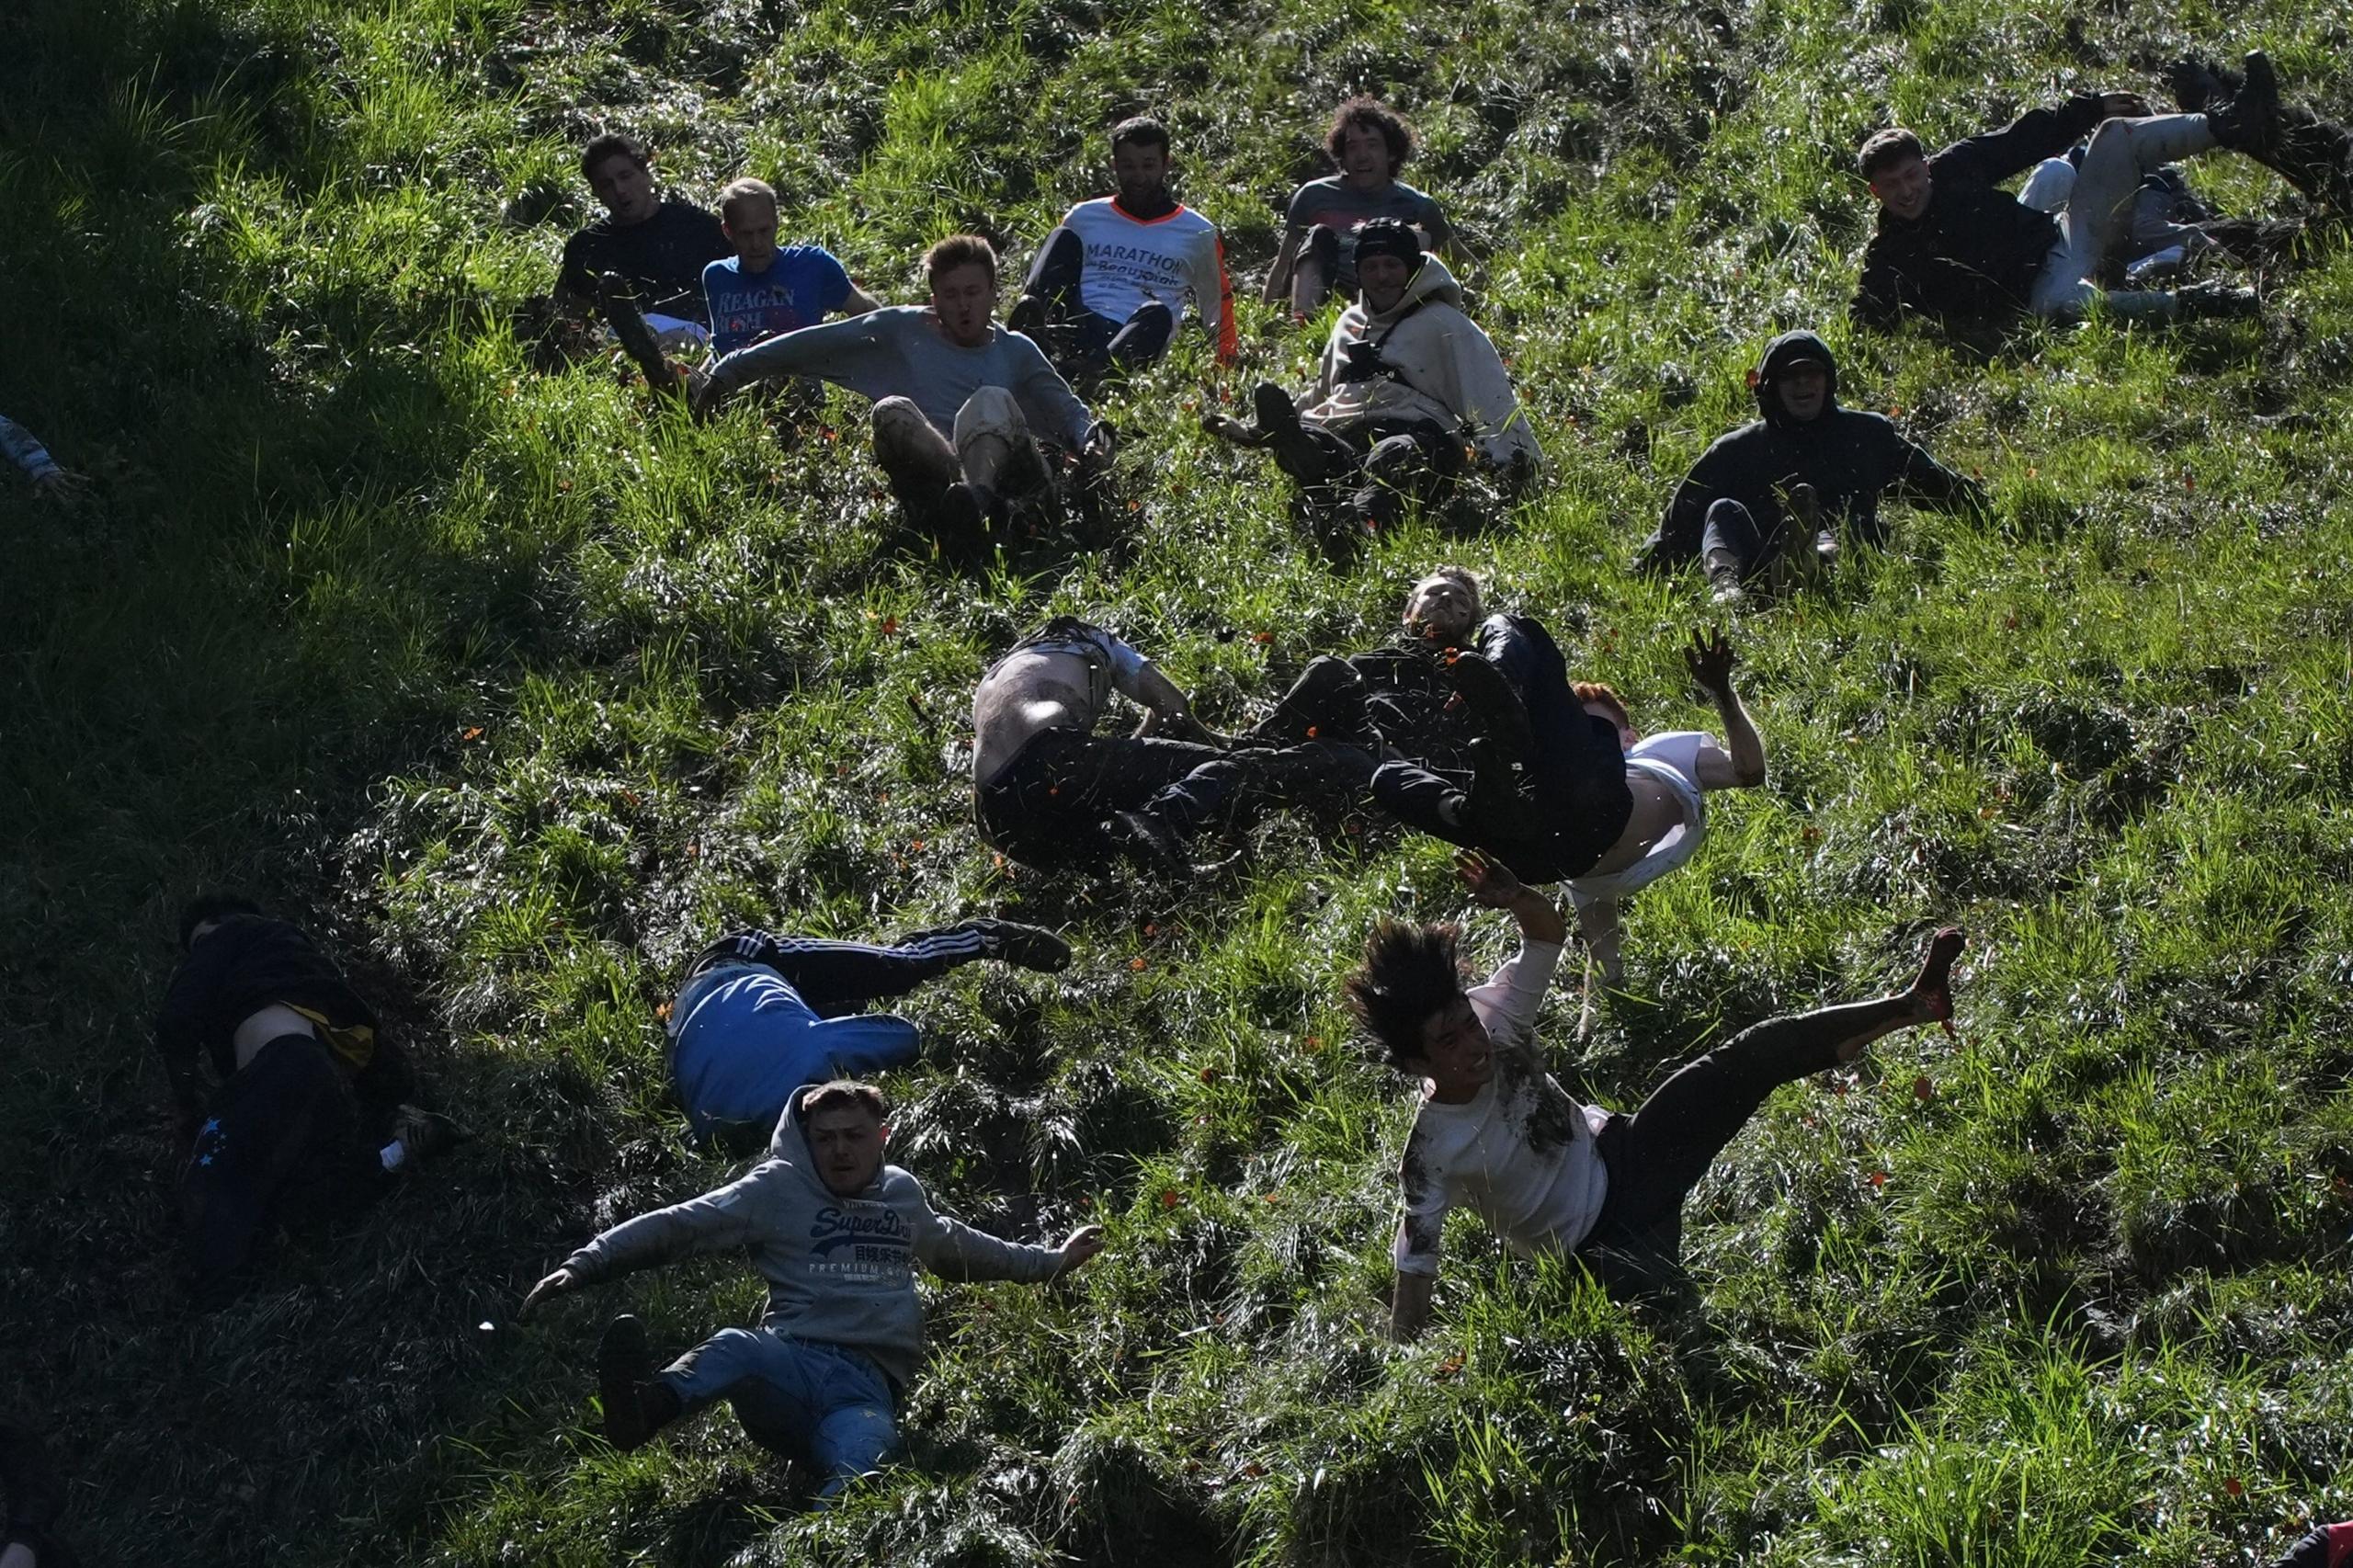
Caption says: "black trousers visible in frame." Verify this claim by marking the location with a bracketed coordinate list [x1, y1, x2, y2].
[1019, 227, 1176, 371]
[1576, 1006, 1855, 1297]
[976, 727, 1371, 869]
[180, 1033, 380, 1296]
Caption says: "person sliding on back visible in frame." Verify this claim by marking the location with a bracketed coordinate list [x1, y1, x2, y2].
[696, 236, 1112, 551]
[1009, 116, 1237, 379]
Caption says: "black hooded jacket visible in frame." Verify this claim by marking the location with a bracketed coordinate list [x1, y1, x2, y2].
[1639, 331, 1983, 571]
[1852, 94, 2109, 328]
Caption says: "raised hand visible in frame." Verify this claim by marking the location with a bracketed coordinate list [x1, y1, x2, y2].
[1453, 848, 1523, 909]
[1685, 627, 1736, 693]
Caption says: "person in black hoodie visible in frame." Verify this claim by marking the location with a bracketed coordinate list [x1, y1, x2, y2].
[1639, 331, 1986, 602]
[1851, 56, 2282, 331]
[156, 893, 456, 1301]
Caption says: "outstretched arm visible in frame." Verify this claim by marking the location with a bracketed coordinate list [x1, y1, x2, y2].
[1686, 630, 1767, 789]
[1458, 849, 1566, 947]
[517, 1166, 770, 1316]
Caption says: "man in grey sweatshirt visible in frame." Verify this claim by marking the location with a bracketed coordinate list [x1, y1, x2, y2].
[694, 233, 1115, 549]
[519, 1079, 1105, 1499]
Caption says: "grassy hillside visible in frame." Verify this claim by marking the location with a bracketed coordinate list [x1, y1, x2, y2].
[6, 0, 2353, 1562]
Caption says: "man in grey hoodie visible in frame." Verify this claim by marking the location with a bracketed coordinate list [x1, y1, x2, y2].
[519, 1079, 1105, 1498]
[1206, 217, 1540, 532]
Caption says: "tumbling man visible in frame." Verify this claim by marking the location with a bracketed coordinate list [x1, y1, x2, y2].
[518, 1078, 1105, 1501]
[1361, 569, 1632, 884]
[1008, 117, 1237, 377]
[2, 415, 84, 501]
[553, 132, 729, 380]
[1566, 630, 1768, 989]
[972, 616, 1373, 872]
[701, 177, 881, 359]
[1266, 97, 1452, 318]
[697, 236, 1112, 547]
[1851, 60, 2282, 330]
[1638, 331, 1986, 601]
[668, 920, 1072, 1148]
[1352, 851, 1965, 1330]
[156, 894, 456, 1301]
[1208, 220, 1540, 531]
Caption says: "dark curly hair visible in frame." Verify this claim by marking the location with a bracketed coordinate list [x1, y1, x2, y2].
[1325, 97, 1415, 176]
[1345, 918, 1465, 1069]
[178, 891, 264, 950]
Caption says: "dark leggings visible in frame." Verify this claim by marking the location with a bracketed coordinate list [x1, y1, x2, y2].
[708, 933, 991, 1017]
[1018, 227, 1176, 369]
[1577, 992, 1914, 1296]
[180, 1034, 378, 1297]
[976, 727, 1370, 869]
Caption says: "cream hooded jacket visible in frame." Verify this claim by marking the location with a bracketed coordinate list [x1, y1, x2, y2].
[1302, 255, 1542, 471]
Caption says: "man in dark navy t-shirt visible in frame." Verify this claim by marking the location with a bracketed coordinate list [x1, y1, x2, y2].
[555, 131, 729, 348]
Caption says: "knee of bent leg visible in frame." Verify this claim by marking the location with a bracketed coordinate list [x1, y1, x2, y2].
[872, 396, 927, 439]
[1305, 224, 1341, 275]
[1703, 496, 1753, 527]
[2080, 116, 2137, 176]
[952, 384, 1025, 447]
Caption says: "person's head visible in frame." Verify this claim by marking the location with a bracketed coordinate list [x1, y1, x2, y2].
[1402, 565, 1482, 644]
[1109, 116, 1174, 208]
[801, 1080, 890, 1195]
[1752, 330, 1840, 426]
[1352, 217, 1422, 312]
[1574, 681, 1639, 749]
[720, 177, 780, 270]
[178, 891, 263, 951]
[581, 132, 659, 224]
[1859, 128, 1931, 222]
[1346, 919, 1491, 1100]
[1326, 97, 1415, 188]
[925, 234, 1000, 347]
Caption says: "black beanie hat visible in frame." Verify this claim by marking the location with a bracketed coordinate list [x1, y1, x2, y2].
[1353, 217, 1422, 269]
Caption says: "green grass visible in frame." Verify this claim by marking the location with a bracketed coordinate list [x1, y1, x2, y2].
[6, 0, 2353, 1562]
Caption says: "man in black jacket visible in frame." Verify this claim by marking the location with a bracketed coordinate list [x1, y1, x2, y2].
[157, 894, 454, 1301]
[1639, 330, 1986, 600]
[1851, 55, 2281, 330]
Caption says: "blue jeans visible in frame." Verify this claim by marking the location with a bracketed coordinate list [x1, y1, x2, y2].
[669, 963, 924, 1145]
[660, 1327, 899, 1494]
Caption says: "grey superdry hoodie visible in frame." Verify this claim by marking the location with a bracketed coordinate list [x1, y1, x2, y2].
[560, 1090, 1063, 1391]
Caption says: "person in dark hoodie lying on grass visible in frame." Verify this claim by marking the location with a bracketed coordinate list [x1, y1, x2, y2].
[666, 920, 1073, 1149]
[972, 615, 1377, 871]
[519, 1078, 1105, 1502]
[1851, 58, 2282, 332]
[157, 894, 459, 1302]
[1355, 851, 1966, 1333]
[1637, 331, 1988, 604]
[1204, 218, 1540, 534]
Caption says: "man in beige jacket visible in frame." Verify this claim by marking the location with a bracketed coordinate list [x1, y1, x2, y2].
[1208, 218, 1540, 530]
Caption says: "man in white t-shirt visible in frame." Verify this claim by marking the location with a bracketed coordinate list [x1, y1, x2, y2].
[1347, 851, 1964, 1330]
[1566, 629, 1768, 987]
[1008, 116, 1237, 378]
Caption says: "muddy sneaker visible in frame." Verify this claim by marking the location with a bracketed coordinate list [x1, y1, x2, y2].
[597, 1315, 679, 1451]
[1444, 652, 1534, 771]
[937, 481, 994, 546]
[1007, 293, 1051, 342]
[390, 1104, 465, 1166]
[596, 274, 681, 394]
[2173, 280, 2261, 321]
[1705, 555, 1747, 607]
[2207, 50, 2280, 154]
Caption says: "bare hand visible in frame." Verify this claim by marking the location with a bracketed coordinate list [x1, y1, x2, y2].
[1056, 1224, 1107, 1275]
[517, 1267, 578, 1319]
[1453, 849, 1523, 909]
[1082, 421, 1118, 466]
[32, 467, 89, 502]
[1685, 627, 1736, 693]
[2097, 91, 2152, 120]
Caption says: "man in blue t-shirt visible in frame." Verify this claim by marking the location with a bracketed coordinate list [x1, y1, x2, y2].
[701, 178, 881, 358]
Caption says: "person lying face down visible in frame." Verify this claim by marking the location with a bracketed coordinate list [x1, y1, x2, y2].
[520, 1079, 1106, 1503]
[1353, 852, 1967, 1335]
[1637, 331, 1987, 603]
[970, 615, 1374, 872]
